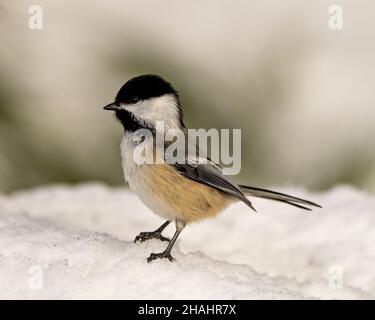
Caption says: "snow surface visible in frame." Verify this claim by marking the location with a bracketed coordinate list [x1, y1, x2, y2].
[0, 183, 374, 299]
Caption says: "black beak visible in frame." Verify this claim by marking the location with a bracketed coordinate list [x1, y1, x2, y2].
[103, 102, 121, 111]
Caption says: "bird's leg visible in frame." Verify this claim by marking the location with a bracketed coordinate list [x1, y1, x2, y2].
[147, 219, 186, 262]
[134, 220, 171, 243]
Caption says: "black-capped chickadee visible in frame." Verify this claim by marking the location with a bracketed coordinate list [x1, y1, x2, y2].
[103, 74, 321, 263]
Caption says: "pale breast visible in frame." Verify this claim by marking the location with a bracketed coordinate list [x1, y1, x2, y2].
[121, 134, 179, 221]
[120, 134, 232, 223]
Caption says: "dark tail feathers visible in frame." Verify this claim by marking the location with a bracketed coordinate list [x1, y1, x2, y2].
[239, 185, 321, 211]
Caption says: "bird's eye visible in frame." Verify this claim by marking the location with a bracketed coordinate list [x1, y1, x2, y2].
[129, 97, 139, 104]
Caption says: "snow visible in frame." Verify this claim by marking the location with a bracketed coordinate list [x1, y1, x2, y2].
[0, 183, 373, 299]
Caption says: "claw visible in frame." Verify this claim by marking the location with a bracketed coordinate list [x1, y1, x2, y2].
[147, 252, 175, 263]
[158, 235, 171, 242]
[134, 231, 170, 243]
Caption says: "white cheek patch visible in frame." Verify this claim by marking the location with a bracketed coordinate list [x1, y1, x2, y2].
[123, 94, 180, 129]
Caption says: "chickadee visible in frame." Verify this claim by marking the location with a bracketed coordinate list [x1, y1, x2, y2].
[103, 74, 321, 263]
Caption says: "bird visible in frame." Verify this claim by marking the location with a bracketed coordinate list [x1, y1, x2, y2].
[103, 74, 321, 263]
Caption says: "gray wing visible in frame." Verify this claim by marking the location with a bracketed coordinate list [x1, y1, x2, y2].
[172, 159, 256, 212]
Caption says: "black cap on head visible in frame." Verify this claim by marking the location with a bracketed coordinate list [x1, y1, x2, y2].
[115, 74, 179, 104]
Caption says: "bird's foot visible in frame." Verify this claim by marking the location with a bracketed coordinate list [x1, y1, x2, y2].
[147, 251, 175, 263]
[134, 231, 170, 243]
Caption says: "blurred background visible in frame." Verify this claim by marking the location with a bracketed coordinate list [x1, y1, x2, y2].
[0, 0, 374, 193]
